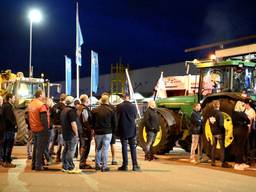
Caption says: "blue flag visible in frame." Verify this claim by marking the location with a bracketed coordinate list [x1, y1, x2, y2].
[65, 55, 72, 95]
[76, 2, 84, 66]
[91, 50, 99, 93]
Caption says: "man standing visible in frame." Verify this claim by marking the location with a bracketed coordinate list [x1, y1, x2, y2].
[209, 100, 231, 168]
[92, 94, 116, 172]
[50, 93, 66, 162]
[143, 100, 160, 161]
[60, 96, 80, 173]
[2, 93, 17, 168]
[190, 103, 203, 163]
[28, 90, 49, 171]
[77, 94, 93, 169]
[116, 95, 140, 171]
[0, 96, 5, 165]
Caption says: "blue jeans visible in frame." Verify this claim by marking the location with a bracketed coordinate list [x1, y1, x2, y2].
[62, 136, 78, 170]
[3, 131, 15, 163]
[145, 131, 157, 154]
[120, 137, 138, 167]
[32, 129, 48, 169]
[95, 134, 112, 169]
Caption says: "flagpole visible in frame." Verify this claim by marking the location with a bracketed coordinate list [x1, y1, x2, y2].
[125, 69, 141, 118]
[76, 2, 79, 98]
[90, 50, 93, 106]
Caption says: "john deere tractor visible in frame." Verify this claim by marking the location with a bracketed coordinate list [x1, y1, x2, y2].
[0, 70, 60, 145]
[138, 43, 256, 159]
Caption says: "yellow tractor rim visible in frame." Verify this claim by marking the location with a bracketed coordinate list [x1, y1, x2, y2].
[143, 126, 163, 147]
[205, 112, 233, 149]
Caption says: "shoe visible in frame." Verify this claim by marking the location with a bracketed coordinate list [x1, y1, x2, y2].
[95, 166, 101, 171]
[234, 164, 244, 171]
[101, 167, 110, 172]
[27, 156, 32, 160]
[3, 162, 16, 168]
[211, 163, 216, 167]
[240, 163, 250, 169]
[132, 165, 141, 171]
[221, 162, 232, 168]
[56, 158, 61, 163]
[190, 159, 196, 163]
[118, 165, 128, 171]
[67, 169, 82, 174]
[152, 155, 159, 160]
[111, 160, 118, 165]
[34, 167, 48, 171]
[80, 164, 93, 169]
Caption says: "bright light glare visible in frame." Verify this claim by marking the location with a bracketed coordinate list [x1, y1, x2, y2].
[210, 54, 216, 60]
[28, 9, 42, 23]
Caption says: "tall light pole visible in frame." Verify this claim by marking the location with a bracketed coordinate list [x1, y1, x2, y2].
[28, 9, 42, 77]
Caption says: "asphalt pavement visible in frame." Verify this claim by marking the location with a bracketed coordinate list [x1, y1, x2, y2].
[0, 141, 255, 192]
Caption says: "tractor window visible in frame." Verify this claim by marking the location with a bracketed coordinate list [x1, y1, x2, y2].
[17, 82, 43, 99]
[200, 67, 230, 95]
[233, 67, 255, 94]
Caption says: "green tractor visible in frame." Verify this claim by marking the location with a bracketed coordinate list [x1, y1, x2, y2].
[138, 43, 256, 159]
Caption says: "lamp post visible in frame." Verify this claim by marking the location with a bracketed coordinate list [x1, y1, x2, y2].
[28, 9, 42, 77]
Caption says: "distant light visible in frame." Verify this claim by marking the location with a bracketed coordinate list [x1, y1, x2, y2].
[210, 54, 216, 60]
[28, 9, 42, 23]
[192, 59, 199, 64]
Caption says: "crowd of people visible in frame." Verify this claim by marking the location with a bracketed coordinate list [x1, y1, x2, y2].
[189, 99, 256, 171]
[0, 90, 255, 173]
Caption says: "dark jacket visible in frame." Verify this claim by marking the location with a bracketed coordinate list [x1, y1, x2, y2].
[2, 102, 17, 132]
[116, 101, 137, 139]
[143, 107, 160, 133]
[92, 104, 116, 135]
[190, 110, 202, 134]
[0, 105, 5, 141]
[209, 109, 224, 135]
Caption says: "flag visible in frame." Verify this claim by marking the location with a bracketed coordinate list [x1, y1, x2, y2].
[91, 50, 99, 93]
[155, 72, 167, 99]
[65, 55, 72, 95]
[76, 2, 84, 66]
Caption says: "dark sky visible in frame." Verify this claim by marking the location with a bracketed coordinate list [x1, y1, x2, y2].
[0, 0, 255, 82]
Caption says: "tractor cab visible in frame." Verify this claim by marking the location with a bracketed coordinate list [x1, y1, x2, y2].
[195, 59, 256, 100]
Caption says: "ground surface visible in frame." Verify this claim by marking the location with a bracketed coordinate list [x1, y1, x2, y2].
[0, 141, 255, 192]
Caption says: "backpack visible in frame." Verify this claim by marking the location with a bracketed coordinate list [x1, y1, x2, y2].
[77, 104, 92, 131]
[51, 102, 65, 125]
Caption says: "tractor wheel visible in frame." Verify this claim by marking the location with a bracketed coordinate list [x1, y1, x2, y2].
[14, 109, 27, 145]
[137, 110, 178, 155]
[202, 98, 236, 160]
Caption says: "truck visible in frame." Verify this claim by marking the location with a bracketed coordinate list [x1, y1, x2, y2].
[0, 70, 61, 145]
[138, 43, 256, 160]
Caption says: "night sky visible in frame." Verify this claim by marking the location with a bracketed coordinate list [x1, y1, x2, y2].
[0, 0, 255, 82]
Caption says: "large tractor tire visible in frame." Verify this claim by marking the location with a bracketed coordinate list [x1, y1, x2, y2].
[14, 109, 28, 145]
[138, 108, 180, 154]
[178, 115, 192, 152]
[202, 98, 236, 160]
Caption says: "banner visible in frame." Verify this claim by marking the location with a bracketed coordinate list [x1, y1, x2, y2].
[65, 55, 72, 95]
[76, 2, 84, 66]
[91, 50, 99, 93]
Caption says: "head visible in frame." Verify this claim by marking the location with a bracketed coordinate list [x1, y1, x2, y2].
[80, 94, 89, 105]
[244, 99, 252, 110]
[59, 93, 67, 103]
[101, 95, 109, 105]
[0, 96, 3, 106]
[46, 98, 54, 108]
[234, 101, 245, 112]
[65, 96, 74, 106]
[74, 99, 81, 109]
[212, 100, 220, 110]
[35, 90, 45, 101]
[123, 94, 130, 101]
[193, 103, 201, 112]
[148, 100, 156, 109]
[5, 93, 15, 104]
